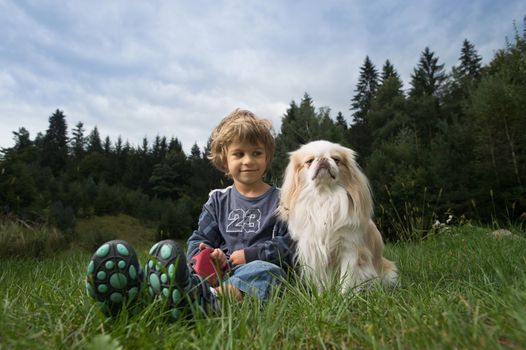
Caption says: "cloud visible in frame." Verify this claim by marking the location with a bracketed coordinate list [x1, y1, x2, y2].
[1, 0, 525, 153]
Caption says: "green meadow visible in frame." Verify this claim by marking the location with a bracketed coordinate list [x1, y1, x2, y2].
[1, 223, 525, 349]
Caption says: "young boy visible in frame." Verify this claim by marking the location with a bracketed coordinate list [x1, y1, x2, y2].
[86, 109, 294, 317]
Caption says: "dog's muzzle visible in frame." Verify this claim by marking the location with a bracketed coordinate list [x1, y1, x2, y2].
[312, 158, 335, 180]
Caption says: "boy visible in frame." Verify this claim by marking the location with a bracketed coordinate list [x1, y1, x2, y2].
[86, 109, 294, 317]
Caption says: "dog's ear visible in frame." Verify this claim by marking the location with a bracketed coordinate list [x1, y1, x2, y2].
[278, 150, 302, 220]
[342, 148, 373, 221]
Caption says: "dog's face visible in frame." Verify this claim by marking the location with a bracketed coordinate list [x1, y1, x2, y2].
[279, 140, 372, 221]
[292, 140, 356, 188]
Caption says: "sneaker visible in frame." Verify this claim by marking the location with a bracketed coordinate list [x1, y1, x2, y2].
[85, 240, 143, 316]
[145, 240, 218, 319]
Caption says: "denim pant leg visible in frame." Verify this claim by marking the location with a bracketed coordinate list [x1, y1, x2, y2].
[224, 260, 284, 300]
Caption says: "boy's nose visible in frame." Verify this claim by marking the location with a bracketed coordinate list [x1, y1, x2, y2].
[243, 156, 254, 164]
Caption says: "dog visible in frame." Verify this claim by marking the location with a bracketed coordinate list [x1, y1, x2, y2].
[278, 140, 397, 292]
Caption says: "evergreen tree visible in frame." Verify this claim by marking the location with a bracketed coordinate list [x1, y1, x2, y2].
[272, 94, 349, 182]
[335, 111, 347, 130]
[350, 56, 379, 123]
[468, 34, 526, 190]
[316, 107, 346, 145]
[275, 94, 317, 151]
[86, 126, 103, 153]
[380, 59, 400, 84]
[34, 132, 44, 148]
[407, 48, 446, 146]
[109, 136, 125, 185]
[443, 40, 483, 118]
[0, 131, 38, 215]
[297, 93, 319, 141]
[103, 136, 112, 154]
[272, 94, 319, 181]
[168, 137, 183, 153]
[115, 136, 123, 155]
[134, 138, 151, 193]
[157, 196, 194, 240]
[0, 160, 38, 215]
[70, 122, 86, 160]
[189, 143, 201, 160]
[152, 135, 168, 162]
[140, 137, 149, 155]
[0, 128, 39, 165]
[201, 139, 226, 191]
[366, 127, 431, 240]
[78, 152, 107, 183]
[13, 127, 32, 150]
[187, 143, 210, 204]
[121, 142, 145, 190]
[409, 47, 446, 97]
[427, 118, 478, 216]
[368, 74, 407, 146]
[455, 39, 482, 81]
[348, 57, 380, 160]
[149, 148, 190, 199]
[42, 109, 69, 174]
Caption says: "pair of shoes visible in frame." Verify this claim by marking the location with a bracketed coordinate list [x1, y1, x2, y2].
[86, 240, 217, 318]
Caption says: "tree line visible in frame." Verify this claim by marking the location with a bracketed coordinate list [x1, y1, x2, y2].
[1, 19, 525, 241]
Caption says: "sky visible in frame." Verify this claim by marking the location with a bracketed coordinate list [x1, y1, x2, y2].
[1, 0, 525, 154]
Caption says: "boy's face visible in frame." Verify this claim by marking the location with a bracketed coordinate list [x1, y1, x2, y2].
[226, 140, 268, 188]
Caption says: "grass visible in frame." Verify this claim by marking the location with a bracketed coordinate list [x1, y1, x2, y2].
[0, 225, 525, 349]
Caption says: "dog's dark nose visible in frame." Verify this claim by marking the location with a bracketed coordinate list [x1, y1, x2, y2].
[318, 157, 330, 169]
[312, 157, 335, 180]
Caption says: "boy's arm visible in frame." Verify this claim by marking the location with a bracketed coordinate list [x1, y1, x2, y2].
[186, 208, 223, 261]
[243, 219, 295, 268]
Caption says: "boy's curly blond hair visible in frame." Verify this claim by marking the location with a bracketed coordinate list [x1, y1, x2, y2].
[208, 109, 275, 174]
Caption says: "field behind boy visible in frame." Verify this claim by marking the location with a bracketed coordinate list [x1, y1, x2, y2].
[1, 224, 525, 349]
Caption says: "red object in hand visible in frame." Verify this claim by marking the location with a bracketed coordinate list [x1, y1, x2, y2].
[190, 247, 229, 286]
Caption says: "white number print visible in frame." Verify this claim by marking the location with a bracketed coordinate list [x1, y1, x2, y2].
[244, 209, 261, 233]
[227, 209, 244, 232]
[226, 209, 261, 233]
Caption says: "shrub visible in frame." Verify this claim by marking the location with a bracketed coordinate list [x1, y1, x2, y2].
[76, 226, 117, 252]
[0, 220, 68, 259]
[157, 196, 193, 241]
[48, 200, 76, 236]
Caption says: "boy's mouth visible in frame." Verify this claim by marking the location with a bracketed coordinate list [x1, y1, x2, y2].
[241, 168, 258, 172]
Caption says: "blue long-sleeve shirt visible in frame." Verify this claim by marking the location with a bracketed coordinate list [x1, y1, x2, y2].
[186, 185, 294, 268]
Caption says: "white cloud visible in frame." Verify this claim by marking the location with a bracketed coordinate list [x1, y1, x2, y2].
[1, 0, 525, 153]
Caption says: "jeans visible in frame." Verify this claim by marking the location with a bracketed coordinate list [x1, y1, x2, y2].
[223, 260, 285, 300]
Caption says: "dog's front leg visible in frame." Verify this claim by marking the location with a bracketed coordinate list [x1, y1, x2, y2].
[340, 248, 378, 293]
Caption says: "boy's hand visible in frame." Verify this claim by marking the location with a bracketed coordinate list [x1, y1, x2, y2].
[199, 242, 227, 268]
[230, 249, 246, 266]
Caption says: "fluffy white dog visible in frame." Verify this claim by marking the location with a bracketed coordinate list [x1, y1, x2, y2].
[278, 140, 397, 292]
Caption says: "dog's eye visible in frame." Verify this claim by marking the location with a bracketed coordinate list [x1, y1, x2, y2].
[305, 158, 314, 166]
[332, 157, 341, 165]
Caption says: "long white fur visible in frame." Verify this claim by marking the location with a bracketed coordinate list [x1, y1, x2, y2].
[278, 140, 397, 292]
